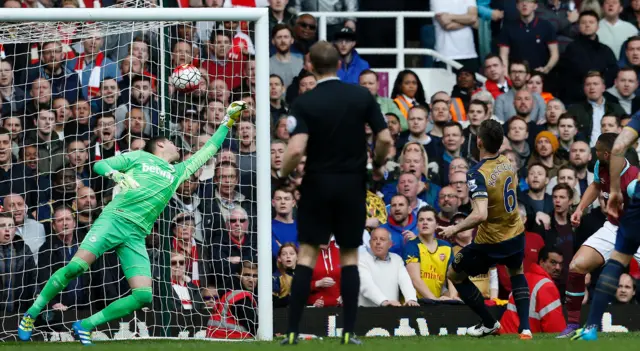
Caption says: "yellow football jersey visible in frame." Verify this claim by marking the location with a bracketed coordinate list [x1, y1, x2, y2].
[467, 154, 524, 244]
[403, 238, 453, 298]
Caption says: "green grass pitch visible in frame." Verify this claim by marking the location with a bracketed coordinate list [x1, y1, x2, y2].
[3, 333, 640, 351]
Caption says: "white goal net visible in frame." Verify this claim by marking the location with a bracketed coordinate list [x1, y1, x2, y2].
[0, 4, 272, 342]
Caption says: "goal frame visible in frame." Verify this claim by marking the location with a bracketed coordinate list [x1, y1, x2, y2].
[2, 7, 273, 341]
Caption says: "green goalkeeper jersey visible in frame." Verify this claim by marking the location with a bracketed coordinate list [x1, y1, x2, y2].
[93, 124, 230, 233]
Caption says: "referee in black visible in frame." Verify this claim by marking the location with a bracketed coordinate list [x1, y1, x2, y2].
[278, 41, 393, 345]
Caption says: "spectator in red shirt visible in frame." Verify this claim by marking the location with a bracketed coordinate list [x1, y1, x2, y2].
[482, 54, 511, 99]
[308, 238, 341, 308]
[203, 31, 244, 91]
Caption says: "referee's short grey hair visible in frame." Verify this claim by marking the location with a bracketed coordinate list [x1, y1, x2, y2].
[471, 90, 495, 105]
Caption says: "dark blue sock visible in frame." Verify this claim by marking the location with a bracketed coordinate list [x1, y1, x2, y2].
[454, 278, 496, 327]
[586, 259, 625, 328]
[510, 274, 531, 332]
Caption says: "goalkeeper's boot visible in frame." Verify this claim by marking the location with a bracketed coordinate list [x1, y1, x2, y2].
[571, 325, 598, 341]
[280, 332, 298, 345]
[466, 321, 501, 337]
[17, 313, 35, 341]
[340, 332, 363, 345]
[557, 323, 580, 338]
[72, 321, 93, 346]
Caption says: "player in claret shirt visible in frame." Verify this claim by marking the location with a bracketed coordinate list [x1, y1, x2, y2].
[18, 101, 248, 345]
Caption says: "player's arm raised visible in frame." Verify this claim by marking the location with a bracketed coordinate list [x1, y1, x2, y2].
[94, 151, 140, 190]
[180, 101, 247, 180]
[609, 127, 638, 219]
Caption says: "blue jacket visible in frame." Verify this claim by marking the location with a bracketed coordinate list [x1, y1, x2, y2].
[379, 213, 419, 256]
[337, 50, 370, 85]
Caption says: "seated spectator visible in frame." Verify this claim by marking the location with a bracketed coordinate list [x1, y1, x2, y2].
[334, 28, 369, 85]
[615, 273, 637, 304]
[385, 113, 403, 142]
[0, 60, 26, 117]
[396, 106, 438, 156]
[37, 206, 90, 311]
[64, 98, 91, 142]
[539, 184, 574, 291]
[451, 213, 498, 299]
[171, 212, 208, 287]
[380, 194, 418, 255]
[291, 14, 318, 56]
[549, 165, 581, 205]
[499, 246, 566, 334]
[499, 0, 559, 74]
[206, 261, 258, 339]
[66, 139, 91, 187]
[0, 211, 37, 313]
[200, 283, 219, 310]
[542, 99, 566, 140]
[73, 186, 97, 238]
[527, 72, 554, 104]
[237, 121, 257, 200]
[506, 117, 532, 168]
[270, 24, 303, 89]
[67, 34, 119, 100]
[604, 67, 640, 115]
[270, 139, 286, 191]
[24, 109, 64, 175]
[115, 75, 158, 138]
[437, 121, 465, 185]
[359, 70, 406, 131]
[269, 75, 288, 126]
[428, 96, 453, 140]
[170, 251, 206, 312]
[450, 170, 472, 214]
[621, 37, 640, 94]
[273, 242, 297, 307]
[568, 71, 626, 147]
[121, 107, 150, 146]
[89, 113, 120, 162]
[210, 207, 256, 292]
[597, 0, 638, 61]
[436, 186, 460, 228]
[527, 130, 566, 178]
[202, 100, 227, 136]
[495, 61, 547, 123]
[4, 194, 45, 262]
[559, 11, 619, 104]
[268, 0, 297, 36]
[451, 67, 478, 116]
[463, 100, 491, 164]
[558, 114, 579, 153]
[481, 54, 511, 99]
[403, 206, 457, 300]
[91, 78, 120, 114]
[211, 161, 254, 228]
[391, 70, 428, 119]
[309, 238, 341, 308]
[271, 187, 297, 257]
[24, 78, 52, 118]
[297, 71, 316, 97]
[358, 227, 418, 307]
[172, 107, 201, 153]
[232, 59, 257, 102]
[3, 116, 22, 159]
[384, 172, 430, 218]
[520, 163, 554, 220]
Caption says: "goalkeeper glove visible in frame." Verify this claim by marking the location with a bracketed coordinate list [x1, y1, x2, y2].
[107, 170, 140, 191]
[225, 100, 248, 127]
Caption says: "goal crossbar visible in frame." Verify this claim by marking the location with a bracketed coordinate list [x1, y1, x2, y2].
[1, 6, 273, 341]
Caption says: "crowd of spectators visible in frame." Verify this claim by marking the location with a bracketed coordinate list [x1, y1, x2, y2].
[0, 0, 640, 340]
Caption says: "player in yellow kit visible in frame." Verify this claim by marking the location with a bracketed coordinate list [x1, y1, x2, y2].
[437, 119, 531, 339]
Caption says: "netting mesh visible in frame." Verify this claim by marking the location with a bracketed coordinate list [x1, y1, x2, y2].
[0, 4, 259, 342]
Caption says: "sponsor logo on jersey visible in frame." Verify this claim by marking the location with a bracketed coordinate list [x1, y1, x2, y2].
[467, 179, 477, 192]
[142, 163, 175, 182]
[439, 253, 446, 262]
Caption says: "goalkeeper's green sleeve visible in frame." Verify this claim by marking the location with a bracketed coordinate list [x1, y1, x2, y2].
[178, 123, 231, 180]
[93, 152, 137, 176]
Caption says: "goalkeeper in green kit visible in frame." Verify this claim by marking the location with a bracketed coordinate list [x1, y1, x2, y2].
[18, 101, 248, 345]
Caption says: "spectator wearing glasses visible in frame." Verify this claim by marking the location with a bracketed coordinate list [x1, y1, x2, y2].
[170, 251, 206, 312]
[449, 170, 472, 214]
[200, 283, 220, 309]
[291, 14, 318, 56]
[436, 186, 460, 229]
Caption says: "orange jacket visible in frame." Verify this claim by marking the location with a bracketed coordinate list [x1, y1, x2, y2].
[499, 264, 566, 334]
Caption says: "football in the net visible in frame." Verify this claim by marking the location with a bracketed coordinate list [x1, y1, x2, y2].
[171, 64, 201, 93]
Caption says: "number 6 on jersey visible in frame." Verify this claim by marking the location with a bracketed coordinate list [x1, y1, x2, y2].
[503, 176, 516, 213]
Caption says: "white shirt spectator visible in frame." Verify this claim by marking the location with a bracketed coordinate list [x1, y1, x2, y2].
[431, 0, 478, 60]
[358, 247, 417, 307]
[597, 19, 638, 60]
[589, 99, 606, 147]
[15, 218, 46, 264]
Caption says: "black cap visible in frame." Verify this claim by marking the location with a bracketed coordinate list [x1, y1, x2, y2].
[334, 27, 357, 41]
[456, 66, 475, 79]
[181, 104, 200, 121]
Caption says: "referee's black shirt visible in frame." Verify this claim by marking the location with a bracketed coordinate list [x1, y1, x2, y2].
[288, 77, 387, 174]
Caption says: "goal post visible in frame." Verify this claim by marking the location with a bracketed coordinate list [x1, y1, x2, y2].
[0, 7, 273, 342]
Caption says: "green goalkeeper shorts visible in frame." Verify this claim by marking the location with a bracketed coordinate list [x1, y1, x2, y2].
[79, 214, 151, 280]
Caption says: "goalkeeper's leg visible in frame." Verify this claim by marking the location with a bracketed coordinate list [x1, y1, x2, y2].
[74, 237, 152, 345]
[19, 250, 96, 341]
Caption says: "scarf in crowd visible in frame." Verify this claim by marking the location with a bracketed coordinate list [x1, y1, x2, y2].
[173, 237, 200, 287]
[75, 51, 105, 98]
[171, 279, 193, 309]
[94, 139, 121, 161]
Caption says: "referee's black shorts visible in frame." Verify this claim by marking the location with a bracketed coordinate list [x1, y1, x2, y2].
[296, 173, 366, 249]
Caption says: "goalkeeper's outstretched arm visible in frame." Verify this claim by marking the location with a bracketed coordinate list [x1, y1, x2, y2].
[93, 152, 141, 190]
[179, 101, 247, 180]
